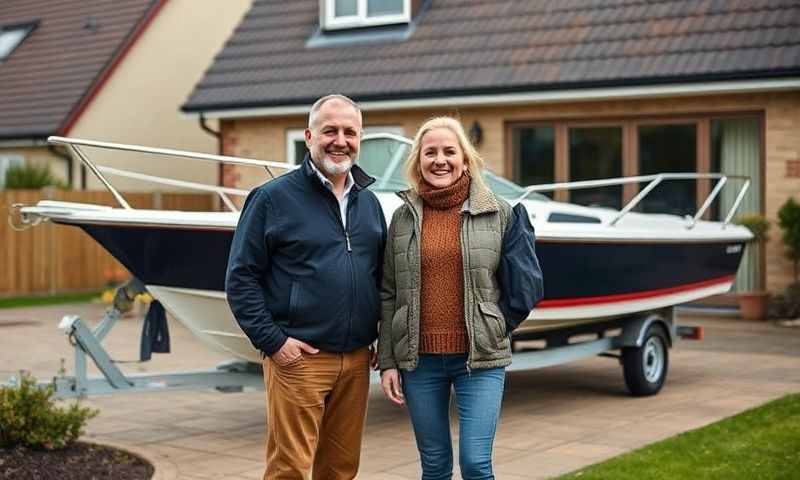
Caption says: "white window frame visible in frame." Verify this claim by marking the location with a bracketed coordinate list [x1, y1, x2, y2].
[323, 0, 410, 30]
[286, 125, 405, 164]
[0, 154, 24, 187]
[286, 129, 307, 165]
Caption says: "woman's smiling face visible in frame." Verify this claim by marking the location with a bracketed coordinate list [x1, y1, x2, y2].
[419, 127, 465, 189]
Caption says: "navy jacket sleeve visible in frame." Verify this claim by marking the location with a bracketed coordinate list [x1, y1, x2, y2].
[225, 188, 288, 356]
[497, 203, 544, 332]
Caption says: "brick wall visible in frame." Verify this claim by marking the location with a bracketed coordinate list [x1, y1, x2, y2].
[763, 92, 800, 292]
[221, 90, 800, 292]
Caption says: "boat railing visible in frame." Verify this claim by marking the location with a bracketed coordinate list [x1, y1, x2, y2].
[48, 135, 750, 227]
[368, 133, 750, 229]
[514, 173, 750, 229]
[47, 134, 412, 213]
[48, 136, 299, 212]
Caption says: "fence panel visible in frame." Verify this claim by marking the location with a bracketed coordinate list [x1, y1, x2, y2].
[0, 190, 214, 296]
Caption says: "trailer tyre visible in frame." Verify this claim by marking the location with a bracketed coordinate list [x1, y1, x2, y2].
[622, 325, 669, 396]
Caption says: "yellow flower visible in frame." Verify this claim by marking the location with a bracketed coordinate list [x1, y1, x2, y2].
[135, 293, 153, 305]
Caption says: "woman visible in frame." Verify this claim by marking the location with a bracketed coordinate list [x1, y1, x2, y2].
[378, 116, 544, 480]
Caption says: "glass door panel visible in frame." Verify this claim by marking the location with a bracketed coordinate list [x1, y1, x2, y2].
[568, 127, 623, 209]
[512, 126, 555, 198]
[638, 124, 697, 216]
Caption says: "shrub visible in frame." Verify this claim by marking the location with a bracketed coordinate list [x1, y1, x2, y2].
[768, 282, 800, 320]
[0, 372, 98, 450]
[3, 163, 64, 189]
[735, 213, 771, 244]
[777, 198, 800, 282]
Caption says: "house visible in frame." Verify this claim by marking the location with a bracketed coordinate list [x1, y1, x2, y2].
[0, 0, 250, 191]
[181, 0, 800, 296]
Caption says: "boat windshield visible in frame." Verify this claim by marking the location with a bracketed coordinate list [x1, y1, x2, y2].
[359, 136, 549, 202]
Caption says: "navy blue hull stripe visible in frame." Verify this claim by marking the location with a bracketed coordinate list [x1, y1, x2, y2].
[79, 225, 746, 301]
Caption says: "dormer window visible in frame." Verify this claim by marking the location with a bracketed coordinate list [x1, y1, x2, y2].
[323, 0, 410, 30]
[0, 22, 37, 62]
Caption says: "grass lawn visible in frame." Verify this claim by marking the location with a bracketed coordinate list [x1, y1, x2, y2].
[0, 291, 101, 309]
[558, 393, 800, 480]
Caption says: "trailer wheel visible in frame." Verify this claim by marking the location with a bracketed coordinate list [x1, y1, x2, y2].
[622, 325, 669, 396]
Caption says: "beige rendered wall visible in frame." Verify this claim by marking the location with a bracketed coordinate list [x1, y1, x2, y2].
[68, 0, 250, 192]
[222, 90, 800, 292]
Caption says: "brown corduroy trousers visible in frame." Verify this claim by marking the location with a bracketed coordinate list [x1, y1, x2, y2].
[262, 347, 370, 480]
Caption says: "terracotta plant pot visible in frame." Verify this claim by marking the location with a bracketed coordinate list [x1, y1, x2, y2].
[737, 292, 771, 321]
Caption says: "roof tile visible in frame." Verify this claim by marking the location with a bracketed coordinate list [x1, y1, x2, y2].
[0, 0, 158, 139]
[183, 0, 800, 111]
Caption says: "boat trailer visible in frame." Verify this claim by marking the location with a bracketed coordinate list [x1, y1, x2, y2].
[4, 282, 701, 399]
[5, 281, 262, 399]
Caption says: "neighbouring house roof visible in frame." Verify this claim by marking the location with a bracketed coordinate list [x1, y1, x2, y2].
[0, 0, 163, 141]
[183, 0, 800, 114]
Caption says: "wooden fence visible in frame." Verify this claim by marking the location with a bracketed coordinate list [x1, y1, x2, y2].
[0, 189, 214, 296]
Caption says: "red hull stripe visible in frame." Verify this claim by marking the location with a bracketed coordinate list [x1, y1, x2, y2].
[537, 275, 736, 309]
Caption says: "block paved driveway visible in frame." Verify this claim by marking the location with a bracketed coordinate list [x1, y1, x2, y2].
[2, 303, 799, 479]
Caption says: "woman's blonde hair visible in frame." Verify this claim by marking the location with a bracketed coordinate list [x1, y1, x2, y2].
[404, 116, 487, 192]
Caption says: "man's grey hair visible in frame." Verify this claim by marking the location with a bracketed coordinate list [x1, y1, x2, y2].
[307, 94, 362, 128]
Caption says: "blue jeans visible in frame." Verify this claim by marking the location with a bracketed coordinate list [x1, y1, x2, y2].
[401, 354, 505, 480]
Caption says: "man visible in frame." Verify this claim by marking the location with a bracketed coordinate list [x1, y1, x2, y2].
[226, 94, 385, 480]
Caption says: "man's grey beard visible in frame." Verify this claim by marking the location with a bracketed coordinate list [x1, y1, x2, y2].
[320, 156, 353, 176]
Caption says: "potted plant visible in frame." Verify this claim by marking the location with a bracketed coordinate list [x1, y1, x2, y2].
[735, 213, 771, 320]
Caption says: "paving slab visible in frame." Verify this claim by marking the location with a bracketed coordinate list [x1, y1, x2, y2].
[2, 304, 799, 479]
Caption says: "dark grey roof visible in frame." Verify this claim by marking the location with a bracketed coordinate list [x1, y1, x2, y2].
[183, 0, 800, 113]
[0, 0, 159, 140]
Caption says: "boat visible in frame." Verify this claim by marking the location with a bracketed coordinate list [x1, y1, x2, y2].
[13, 135, 752, 364]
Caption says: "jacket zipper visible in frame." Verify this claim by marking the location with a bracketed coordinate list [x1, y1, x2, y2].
[410, 204, 422, 370]
[460, 212, 473, 375]
[343, 195, 355, 351]
[323, 186, 355, 351]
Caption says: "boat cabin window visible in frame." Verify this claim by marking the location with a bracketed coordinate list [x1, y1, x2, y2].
[547, 212, 601, 224]
[358, 135, 550, 202]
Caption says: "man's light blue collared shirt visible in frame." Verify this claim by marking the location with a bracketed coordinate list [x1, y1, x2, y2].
[309, 159, 355, 229]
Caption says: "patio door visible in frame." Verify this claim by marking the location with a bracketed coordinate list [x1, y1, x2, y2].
[509, 115, 763, 293]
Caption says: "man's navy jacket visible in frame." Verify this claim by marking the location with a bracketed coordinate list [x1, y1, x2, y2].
[225, 156, 387, 356]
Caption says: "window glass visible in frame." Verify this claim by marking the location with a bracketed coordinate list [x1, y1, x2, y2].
[638, 124, 696, 216]
[334, 0, 358, 17]
[512, 126, 555, 199]
[285, 129, 306, 165]
[0, 27, 29, 61]
[367, 0, 404, 16]
[569, 127, 623, 209]
[292, 140, 307, 165]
